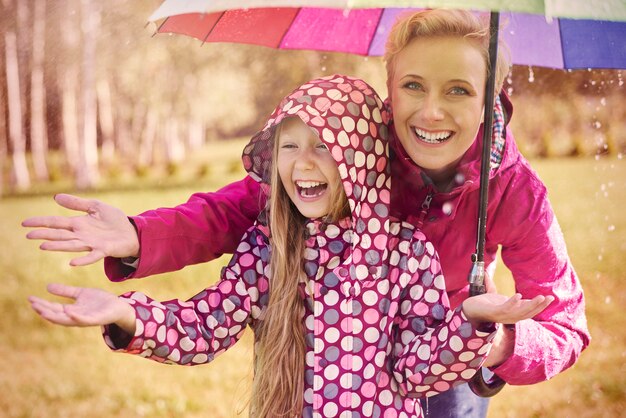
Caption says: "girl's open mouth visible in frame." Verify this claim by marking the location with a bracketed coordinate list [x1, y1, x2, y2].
[296, 180, 328, 199]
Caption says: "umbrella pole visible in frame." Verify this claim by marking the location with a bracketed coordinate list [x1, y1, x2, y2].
[467, 10, 506, 398]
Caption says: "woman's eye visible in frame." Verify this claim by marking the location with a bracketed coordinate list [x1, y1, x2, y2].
[317, 143, 329, 150]
[450, 86, 470, 95]
[403, 81, 423, 91]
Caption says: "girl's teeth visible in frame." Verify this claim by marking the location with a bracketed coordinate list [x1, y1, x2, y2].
[296, 181, 327, 197]
[414, 128, 452, 143]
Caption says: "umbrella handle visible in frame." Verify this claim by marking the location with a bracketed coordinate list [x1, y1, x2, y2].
[466, 259, 507, 397]
[469, 368, 506, 397]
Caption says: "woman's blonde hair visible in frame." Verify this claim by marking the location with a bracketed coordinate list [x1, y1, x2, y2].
[249, 118, 349, 417]
[384, 9, 511, 96]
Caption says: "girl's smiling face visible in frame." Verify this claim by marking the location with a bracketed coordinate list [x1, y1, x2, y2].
[389, 36, 487, 184]
[277, 117, 340, 219]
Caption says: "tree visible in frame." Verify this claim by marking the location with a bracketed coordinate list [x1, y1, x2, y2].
[30, 0, 49, 181]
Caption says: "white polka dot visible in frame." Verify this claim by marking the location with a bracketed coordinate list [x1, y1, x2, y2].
[363, 363, 376, 379]
[342, 116, 355, 132]
[367, 153, 376, 169]
[461, 369, 478, 379]
[314, 374, 324, 390]
[362, 401, 374, 415]
[357, 118, 369, 134]
[191, 353, 208, 363]
[443, 372, 459, 381]
[374, 351, 386, 367]
[324, 290, 340, 306]
[379, 389, 393, 406]
[340, 372, 352, 389]
[431, 363, 446, 375]
[449, 335, 464, 352]
[354, 150, 366, 167]
[459, 351, 476, 362]
[438, 327, 449, 342]
[424, 289, 440, 303]
[352, 356, 363, 372]
[152, 308, 165, 323]
[156, 325, 166, 342]
[419, 256, 431, 269]
[410, 285, 424, 301]
[361, 103, 371, 119]
[362, 290, 378, 307]
[324, 327, 340, 344]
[322, 128, 336, 143]
[338, 131, 350, 147]
[417, 345, 431, 361]
[325, 364, 339, 380]
[307, 87, 323, 95]
[372, 107, 382, 123]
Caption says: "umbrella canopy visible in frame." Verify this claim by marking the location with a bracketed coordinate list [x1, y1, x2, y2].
[149, 1, 626, 70]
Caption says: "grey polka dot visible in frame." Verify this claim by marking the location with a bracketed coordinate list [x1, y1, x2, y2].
[324, 309, 339, 325]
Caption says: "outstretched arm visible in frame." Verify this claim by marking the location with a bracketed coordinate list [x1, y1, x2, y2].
[23, 194, 140, 266]
[23, 176, 265, 281]
[29, 283, 136, 334]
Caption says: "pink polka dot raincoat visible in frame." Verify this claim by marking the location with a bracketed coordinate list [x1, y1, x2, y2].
[103, 75, 496, 417]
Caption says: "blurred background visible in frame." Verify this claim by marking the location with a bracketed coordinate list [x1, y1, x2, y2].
[0, 1, 624, 417]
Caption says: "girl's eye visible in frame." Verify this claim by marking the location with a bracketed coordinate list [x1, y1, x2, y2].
[280, 143, 297, 149]
[450, 86, 470, 95]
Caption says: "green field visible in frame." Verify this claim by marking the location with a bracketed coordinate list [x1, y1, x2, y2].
[1, 157, 624, 417]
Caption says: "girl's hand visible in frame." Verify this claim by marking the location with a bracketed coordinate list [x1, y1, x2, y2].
[29, 283, 136, 334]
[462, 293, 554, 325]
[22, 194, 140, 266]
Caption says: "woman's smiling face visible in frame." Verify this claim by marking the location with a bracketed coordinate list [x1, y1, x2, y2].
[389, 35, 487, 183]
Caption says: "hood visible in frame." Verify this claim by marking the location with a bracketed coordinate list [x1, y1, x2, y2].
[242, 74, 391, 280]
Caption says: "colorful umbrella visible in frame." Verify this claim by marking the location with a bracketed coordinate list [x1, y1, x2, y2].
[147, 0, 626, 398]
[148, 1, 626, 69]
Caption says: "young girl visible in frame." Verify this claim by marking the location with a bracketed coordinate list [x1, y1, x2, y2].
[29, 75, 550, 418]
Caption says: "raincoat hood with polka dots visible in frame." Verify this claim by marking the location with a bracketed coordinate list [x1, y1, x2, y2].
[104, 75, 497, 418]
[242, 74, 391, 282]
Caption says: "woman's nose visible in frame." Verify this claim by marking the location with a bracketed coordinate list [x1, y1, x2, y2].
[422, 94, 445, 121]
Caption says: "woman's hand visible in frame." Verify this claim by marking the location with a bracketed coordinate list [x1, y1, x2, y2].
[22, 194, 140, 266]
[29, 283, 136, 334]
[462, 293, 554, 325]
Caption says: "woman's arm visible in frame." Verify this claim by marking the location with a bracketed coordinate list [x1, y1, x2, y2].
[490, 165, 591, 384]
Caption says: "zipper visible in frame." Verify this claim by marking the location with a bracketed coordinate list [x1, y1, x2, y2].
[416, 192, 433, 229]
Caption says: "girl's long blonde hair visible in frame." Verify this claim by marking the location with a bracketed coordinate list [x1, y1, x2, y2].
[249, 119, 349, 417]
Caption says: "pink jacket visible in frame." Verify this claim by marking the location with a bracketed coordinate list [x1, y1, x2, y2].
[105, 92, 589, 386]
[103, 75, 496, 417]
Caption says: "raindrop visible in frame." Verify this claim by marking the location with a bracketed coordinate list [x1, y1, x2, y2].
[600, 97, 607, 106]
[321, 66, 327, 72]
[605, 296, 611, 304]
[507, 86, 514, 96]
[618, 71, 624, 86]
[598, 254, 603, 261]
[618, 153, 623, 160]
[442, 202, 453, 215]
[593, 121, 602, 129]
[594, 154, 601, 161]
[608, 225, 616, 232]
[527, 66, 535, 83]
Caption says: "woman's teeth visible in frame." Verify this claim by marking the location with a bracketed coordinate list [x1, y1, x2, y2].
[414, 128, 452, 144]
[296, 180, 327, 197]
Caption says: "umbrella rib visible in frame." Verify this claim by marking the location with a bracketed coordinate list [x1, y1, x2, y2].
[153, 16, 170, 37]
[366, 8, 385, 56]
[201, 11, 225, 45]
[276, 7, 303, 49]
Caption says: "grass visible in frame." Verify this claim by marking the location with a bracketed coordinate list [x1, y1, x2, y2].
[0, 157, 624, 417]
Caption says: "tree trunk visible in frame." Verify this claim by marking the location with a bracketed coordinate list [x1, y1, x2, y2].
[4, 30, 30, 190]
[188, 118, 205, 151]
[97, 78, 115, 162]
[76, 0, 100, 189]
[0, 79, 7, 197]
[165, 118, 185, 164]
[30, 0, 49, 181]
[138, 109, 157, 167]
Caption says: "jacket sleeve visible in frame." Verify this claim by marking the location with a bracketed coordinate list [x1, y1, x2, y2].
[104, 175, 264, 281]
[102, 227, 270, 365]
[490, 164, 590, 385]
[392, 228, 497, 398]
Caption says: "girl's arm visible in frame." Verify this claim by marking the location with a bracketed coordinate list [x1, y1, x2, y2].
[30, 227, 271, 366]
[392, 228, 552, 398]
